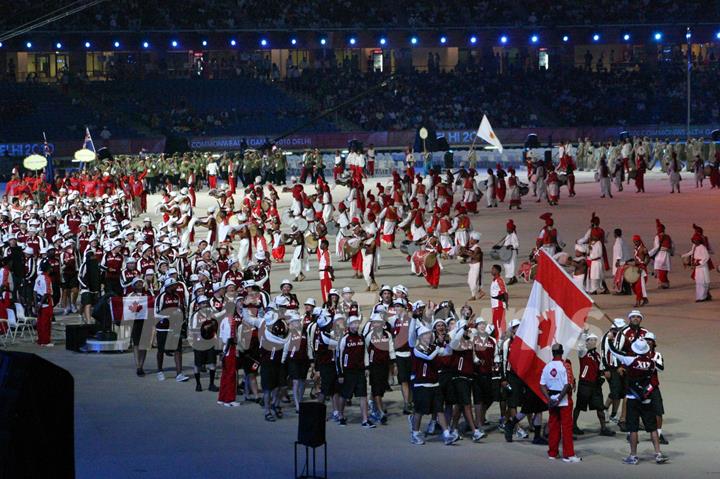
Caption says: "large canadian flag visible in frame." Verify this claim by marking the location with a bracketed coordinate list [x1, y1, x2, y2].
[508, 250, 593, 399]
[111, 296, 154, 324]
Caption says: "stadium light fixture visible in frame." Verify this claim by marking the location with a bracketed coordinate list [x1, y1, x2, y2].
[592, 34, 600, 42]
[260, 38, 268, 47]
[685, 32, 691, 40]
[439, 36, 447, 44]
[26, 41, 32, 49]
[84, 41, 91, 48]
[171, 40, 179, 48]
[500, 35, 508, 44]
[654, 32, 662, 41]
[623, 33, 630, 41]
[470, 36, 477, 44]
[562, 35, 569, 42]
[0, 42, 3, 48]
[202, 40, 208, 47]
[55, 42, 62, 49]
[530, 34, 538, 43]
[349, 37, 356, 45]
[143, 41, 149, 49]
[410, 36, 418, 45]
[291, 38, 297, 46]
[716, 31, 720, 40]
[230, 39, 237, 46]
[379, 37, 386, 46]
[320, 38, 327, 46]
[114, 41, 120, 48]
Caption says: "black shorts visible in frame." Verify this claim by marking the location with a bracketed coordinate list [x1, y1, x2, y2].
[318, 363, 337, 397]
[241, 353, 260, 375]
[396, 356, 412, 383]
[131, 320, 147, 346]
[438, 371, 456, 405]
[413, 386, 444, 415]
[505, 372, 524, 409]
[576, 380, 605, 411]
[156, 330, 182, 353]
[193, 348, 217, 367]
[62, 277, 79, 289]
[341, 369, 367, 400]
[491, 377, 502, 403]
[260, 360, 286, 391]
[450, 376, 473, 406]
[626, 397, 658, 433]
[609, 368, 626, 400]
[472, 373, 494, 406]
[288, 359, 310, 381]
[521, 384, 548, 414]
[81, 292, 98, 306]
[368, 362, 390, 398]
[650, 388, 664, 416]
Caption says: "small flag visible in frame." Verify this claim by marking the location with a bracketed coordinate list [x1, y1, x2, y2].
[508, 250, 592, 399]
[111, 296, 154, 325]
[476, 115, 504, 153]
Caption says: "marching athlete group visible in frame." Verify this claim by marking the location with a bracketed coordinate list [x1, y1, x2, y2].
[2, 141, 716, 467]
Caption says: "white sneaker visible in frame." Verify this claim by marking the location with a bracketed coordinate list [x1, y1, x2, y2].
[156, 372, 166, 381]
[425, 419, 438, 436]
[472, 429, 487, 442]
[330, 411, 341, 422]
[516, 426, 529, 439]
[176, 373, 190, 382]
[410, 431, 425, 445]
[442, 430, 457, 445]
[71, 305, 78, 313]
[562, 456, 582, 463]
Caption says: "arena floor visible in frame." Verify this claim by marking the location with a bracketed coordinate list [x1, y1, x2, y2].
[8, 172, 720, 478]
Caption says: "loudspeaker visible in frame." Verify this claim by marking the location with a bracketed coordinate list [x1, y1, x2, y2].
[65, 323, 99, 352]
[0, 351, 74, 479]
[297, 402, 326, 448]
[525, 133, 539, 149]
[711, 129, 720, 141]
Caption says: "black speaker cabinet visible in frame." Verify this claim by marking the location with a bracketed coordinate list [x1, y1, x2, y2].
[297, 402, 326, 448]
[0, 352, 74, 479]
[65, 323, 99, 352]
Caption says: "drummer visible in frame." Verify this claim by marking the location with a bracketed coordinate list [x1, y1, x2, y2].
[411, 236, 442, 289]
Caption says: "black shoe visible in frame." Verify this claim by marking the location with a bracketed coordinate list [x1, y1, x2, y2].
[136, 368, 145, 377]
[339, 418, 347, 426]
[600, 428, 616, 437]
[618, 421, 627, 432]
[659, 434, 669, 445]
[380, 415, 388, 425]
[195, 384, 203, 392]
[504, 419, 516, 442]
[532, 436, 548, 445]
[573, 426, 585, 435]
[208, 384, 219, 392]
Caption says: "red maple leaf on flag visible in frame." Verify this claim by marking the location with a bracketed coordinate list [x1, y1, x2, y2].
[129, 301, 144, 313]
[537, 310, 557, 350]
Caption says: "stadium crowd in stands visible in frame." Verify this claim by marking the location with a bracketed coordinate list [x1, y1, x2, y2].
[3, 0, 711, 31]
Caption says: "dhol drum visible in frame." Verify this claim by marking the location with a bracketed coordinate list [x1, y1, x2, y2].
[557, 174, 568, 186]
[305, 233, 319, 253]
[411, 250, 437, 276]
[498, 247, 514, 262]
[704, 165, 713, 178]
[280, 208, 293, 225]
[342, 237, 362, 257]
[478, 180, 488, 193]
[325, 221, 339, 236]
[628, 170, 638, 180]
[623, 265, 641, 284]
[519, 185, 530, 196]
[488, 249, 501, 260]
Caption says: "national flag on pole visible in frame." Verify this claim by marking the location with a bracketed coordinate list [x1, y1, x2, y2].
[43, 132, 54, 185]
[83, 127, 96, 153]
[110, 296, 154, 325]
[508, 250, 593, 399]
[476, 115, 504, 153]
